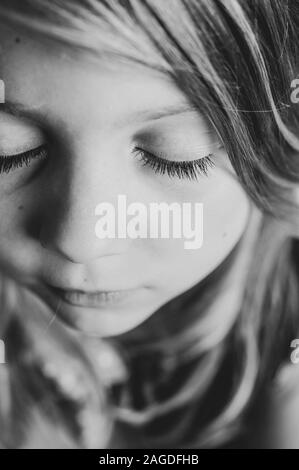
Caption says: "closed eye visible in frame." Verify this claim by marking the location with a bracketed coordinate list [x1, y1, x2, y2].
[0, 145, 47, 174]
[133, 147, 215, 180]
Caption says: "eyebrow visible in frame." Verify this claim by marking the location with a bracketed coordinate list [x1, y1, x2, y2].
[0, 101, 47, 125]
[0, 100, 199, 127]
[120, 103, 199, 126]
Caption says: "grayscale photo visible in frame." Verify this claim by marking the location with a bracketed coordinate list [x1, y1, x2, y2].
[0, 0, 299, 452]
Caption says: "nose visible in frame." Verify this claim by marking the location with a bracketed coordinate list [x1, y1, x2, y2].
[39, 142, 127, 264]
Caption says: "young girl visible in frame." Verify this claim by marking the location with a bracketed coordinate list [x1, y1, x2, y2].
[0, 0, 299, 449]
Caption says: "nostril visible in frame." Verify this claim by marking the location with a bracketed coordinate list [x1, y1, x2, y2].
[38, 217, 127, 264]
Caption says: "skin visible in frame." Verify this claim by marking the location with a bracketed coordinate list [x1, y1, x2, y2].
[0, 24, 251, 338]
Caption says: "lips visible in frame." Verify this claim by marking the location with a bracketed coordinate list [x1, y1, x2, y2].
[17, 277, 147, 336]
[47, 285, 135, 308]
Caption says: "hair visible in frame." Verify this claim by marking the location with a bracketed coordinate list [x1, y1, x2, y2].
[1, 0, 299, 449]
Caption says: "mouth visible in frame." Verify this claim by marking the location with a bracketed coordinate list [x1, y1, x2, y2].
[47, 285, 136, 308]
[23, 278, 149, 336]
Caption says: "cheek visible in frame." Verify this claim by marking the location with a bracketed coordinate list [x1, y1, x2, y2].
[203, 169, 250, 252]
[142, 169, 250, 297]
[203, 170, 250, 237]
[0, 187, 34, 233]
[0, 195, 22, 236]
[0, 190, 40, 269]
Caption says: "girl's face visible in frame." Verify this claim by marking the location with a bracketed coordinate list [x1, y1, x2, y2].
[0, 25, 250, 337]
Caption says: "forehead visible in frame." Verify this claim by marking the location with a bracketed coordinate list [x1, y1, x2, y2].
[0, 24, 194, 132]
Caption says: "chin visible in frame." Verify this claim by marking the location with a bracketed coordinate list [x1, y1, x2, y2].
[52, 302, 156, 338]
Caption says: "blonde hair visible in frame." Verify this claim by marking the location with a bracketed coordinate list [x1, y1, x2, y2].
[1, 0, 299, 449]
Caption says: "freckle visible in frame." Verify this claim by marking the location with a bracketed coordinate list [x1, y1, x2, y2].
[222, 231, 227, 238]
[18, 205, 24, 210]
[15, 37, 21, 44]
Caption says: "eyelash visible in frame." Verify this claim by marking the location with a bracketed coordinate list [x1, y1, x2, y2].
[0, 144, 215, 181]
[133, 147, 215, 180]
[0, 145, 47, 174]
